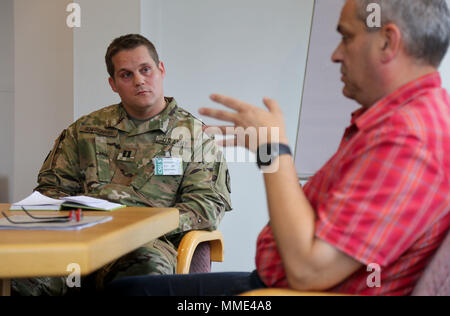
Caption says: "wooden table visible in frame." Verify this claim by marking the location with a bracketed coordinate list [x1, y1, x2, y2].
[0, 204, 179, 296]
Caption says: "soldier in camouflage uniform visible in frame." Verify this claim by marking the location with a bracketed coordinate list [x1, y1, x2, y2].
[12, 34, 232, 296]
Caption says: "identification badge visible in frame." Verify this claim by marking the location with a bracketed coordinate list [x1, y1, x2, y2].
[153, 157, 183, 176]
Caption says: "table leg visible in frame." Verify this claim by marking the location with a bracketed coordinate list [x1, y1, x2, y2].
[1, 279, 11, 296]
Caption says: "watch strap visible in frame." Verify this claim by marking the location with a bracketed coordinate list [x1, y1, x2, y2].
[257, 143, 292, 169]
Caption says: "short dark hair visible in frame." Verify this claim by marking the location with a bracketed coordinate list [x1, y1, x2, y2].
[105, 34, 160, 78]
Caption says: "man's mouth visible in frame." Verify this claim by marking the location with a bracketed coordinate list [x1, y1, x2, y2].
[136, 90, 151, 96]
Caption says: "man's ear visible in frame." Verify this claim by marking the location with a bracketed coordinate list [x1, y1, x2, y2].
[158, 61, 166, 78]
[379, 23, 402, 63]
[109, 77, 118, 93]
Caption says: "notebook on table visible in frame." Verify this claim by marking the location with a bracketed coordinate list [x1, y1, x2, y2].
[9, 192, 126, 212]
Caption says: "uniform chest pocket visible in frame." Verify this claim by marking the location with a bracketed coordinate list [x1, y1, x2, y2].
[79, 127, 119, 185]
[95, 135, 116, 183]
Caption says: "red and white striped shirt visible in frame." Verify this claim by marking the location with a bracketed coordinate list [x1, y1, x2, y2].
[255, 72, 450, 296]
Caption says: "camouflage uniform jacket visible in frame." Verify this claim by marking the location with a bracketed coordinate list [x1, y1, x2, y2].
[35, 97, 232, 240]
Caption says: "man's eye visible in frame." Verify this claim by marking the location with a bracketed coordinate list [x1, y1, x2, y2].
[342, 35, 351, 43]
[142, 67, 151, 73]
[121, 72, 132, 79]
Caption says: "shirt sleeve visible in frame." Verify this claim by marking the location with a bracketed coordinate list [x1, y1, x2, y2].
[314, 128, 446, 268]
[34, 125, 83, 198]
[167, 135, 232, 237]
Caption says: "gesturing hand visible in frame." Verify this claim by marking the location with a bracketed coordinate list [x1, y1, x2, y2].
[199, 94, 289, 152]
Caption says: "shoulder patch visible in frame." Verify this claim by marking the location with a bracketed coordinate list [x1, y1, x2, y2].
[226, 169, 231, 193]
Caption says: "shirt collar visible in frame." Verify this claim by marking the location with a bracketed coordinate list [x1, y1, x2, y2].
[108, 97, 178, 135]
[351, 72, 442, 131]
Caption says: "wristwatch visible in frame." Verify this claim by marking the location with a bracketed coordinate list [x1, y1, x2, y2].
[256, 143, 292, 169]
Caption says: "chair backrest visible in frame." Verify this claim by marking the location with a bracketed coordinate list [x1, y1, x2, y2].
[188, 242, 211, 274]
[412, 230, 450, 296]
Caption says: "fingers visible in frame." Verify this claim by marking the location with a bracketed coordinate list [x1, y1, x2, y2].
[205, 128, 247, 149]
[198, 108, 237, 123]
[263, 97, 281, 113]
[209, 94, 248, 112]
[216, 137, 247, 148]
[210, 94, 280, 114]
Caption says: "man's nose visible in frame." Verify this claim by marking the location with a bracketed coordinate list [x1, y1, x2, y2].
[331, 43, 343, 63]
[134, 72, 145, 86]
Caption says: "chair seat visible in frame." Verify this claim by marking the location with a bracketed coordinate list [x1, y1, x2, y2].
[412, 230, 450, 296]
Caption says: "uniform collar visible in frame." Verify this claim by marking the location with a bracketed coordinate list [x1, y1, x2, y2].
[108, 97, 178, 135]
[351, 72, 442, 131]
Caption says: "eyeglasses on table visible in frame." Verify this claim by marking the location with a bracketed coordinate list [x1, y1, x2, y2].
[1, 208, 83, 225]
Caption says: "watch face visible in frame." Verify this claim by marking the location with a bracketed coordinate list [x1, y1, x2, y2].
[257, 143, 288, 169]
[257, 144, 275, 167]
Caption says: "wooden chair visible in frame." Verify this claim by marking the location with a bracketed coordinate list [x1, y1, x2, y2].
[176, 230, 224, 274]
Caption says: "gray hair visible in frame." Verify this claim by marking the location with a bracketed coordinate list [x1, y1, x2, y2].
[355, 0, 450, 67]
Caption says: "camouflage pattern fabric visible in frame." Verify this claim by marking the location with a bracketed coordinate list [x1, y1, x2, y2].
[12, 97, 232, 296]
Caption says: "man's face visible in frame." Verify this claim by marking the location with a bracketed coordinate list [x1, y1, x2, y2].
[109, 45, 166, 117]
[332, 0, 380, 107]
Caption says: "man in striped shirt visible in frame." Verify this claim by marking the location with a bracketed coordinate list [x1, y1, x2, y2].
[251, 0, 450, 296]
[107, 0, 450, 296]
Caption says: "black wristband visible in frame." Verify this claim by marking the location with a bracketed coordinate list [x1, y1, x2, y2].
[256, 143, 292, 169]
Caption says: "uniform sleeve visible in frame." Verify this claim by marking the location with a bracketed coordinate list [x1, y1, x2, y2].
[34, 125, 83, 198]
[167, 136, 232, 237]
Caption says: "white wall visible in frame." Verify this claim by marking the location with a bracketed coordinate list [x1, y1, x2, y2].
[74, 0, 141, 120]
[141, 0, 315, 272]
[0, 0, 14, 203]
[13, 0, 74, 202]
[441, 0, 450, 91]
[295, 0, 360, 178]
[442, 48, 450, 91]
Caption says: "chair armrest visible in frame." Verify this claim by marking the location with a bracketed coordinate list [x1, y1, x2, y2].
[177, 230, 224, 274]
[239, 289, 346, 296]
